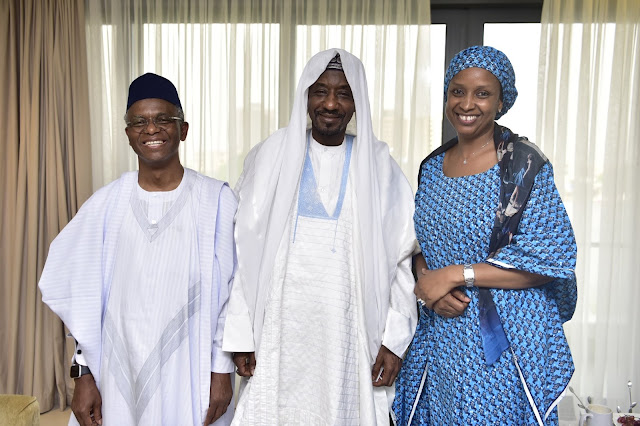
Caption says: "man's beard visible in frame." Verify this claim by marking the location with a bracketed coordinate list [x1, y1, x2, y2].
[311, 111, 347, 137]
[314, 124, 344, 137]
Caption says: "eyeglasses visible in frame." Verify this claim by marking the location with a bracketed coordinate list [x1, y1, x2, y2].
[126, 116, 183, 133]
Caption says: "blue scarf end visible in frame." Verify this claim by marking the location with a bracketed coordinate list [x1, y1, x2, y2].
[478, 288, 510, 365]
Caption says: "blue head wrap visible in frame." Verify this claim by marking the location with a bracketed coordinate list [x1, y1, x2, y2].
[126, 73, 182, 111]
[444, 46, 517, 119]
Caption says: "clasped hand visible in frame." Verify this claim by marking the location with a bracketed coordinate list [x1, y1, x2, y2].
[414, 265, 470, 318]
[232, 352, 256, 377]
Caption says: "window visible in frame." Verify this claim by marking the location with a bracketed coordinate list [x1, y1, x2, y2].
[484, 23, 541, 142]
[89, 1, 543, 185]
[90, 4, 438, 187]
[296, 24, 447, 161]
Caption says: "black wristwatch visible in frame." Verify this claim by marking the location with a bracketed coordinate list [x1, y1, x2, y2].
[70, 364, 91, 379]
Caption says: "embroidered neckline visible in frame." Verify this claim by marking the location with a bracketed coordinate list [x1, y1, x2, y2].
[292, 131, 353, 250]
[130, 169, 196, 242]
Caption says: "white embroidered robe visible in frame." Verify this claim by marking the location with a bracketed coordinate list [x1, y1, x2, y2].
[224, 49, 418, 426]
[39, 169, 237, 426]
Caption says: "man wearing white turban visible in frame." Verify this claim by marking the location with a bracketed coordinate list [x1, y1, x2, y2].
[222, 49, 417, 425]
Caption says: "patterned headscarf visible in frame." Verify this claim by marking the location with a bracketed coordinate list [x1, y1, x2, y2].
[325, 53, 343, 71]
[444, 45, 517, 119]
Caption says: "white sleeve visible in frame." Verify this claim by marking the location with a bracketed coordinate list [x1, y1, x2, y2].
[73, 341, 89, 366]
[211, 186, 237, 373]
[381, 246, 419, 358]
[221, 271, 256, 353]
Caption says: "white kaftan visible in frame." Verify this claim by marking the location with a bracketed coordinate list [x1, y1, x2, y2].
[233, 137, 367, 425]
[100, 172, 201, 424]
[224, 49, 418, 426]
[39, 169, 236, 426]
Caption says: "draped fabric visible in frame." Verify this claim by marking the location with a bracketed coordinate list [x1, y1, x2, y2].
[39, 170, 235, 425]
[84, 0, 433, 189]
[537, 0, 640, 405]
[0, 0, 92, 412]
[225, 48, 418, 363]
[394, 129, 577, 425]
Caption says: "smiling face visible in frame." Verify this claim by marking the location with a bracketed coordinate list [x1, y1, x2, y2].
[445, 67, 503, 143]
[125, 98, 188, 169]
[307, 69, 356, 146]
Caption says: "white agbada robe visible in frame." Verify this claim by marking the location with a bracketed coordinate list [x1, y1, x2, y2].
[233, 136, 366, 424]
[223, 49, 418, 426]
[39, 168, 237, 426]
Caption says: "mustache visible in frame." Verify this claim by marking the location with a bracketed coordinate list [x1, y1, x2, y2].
[314, 109, 344, 118]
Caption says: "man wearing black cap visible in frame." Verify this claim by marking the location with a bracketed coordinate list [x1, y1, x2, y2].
[39, 73, 236, 426]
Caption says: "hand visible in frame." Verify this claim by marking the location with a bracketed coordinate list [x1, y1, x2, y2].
[71, 374, 102, 426]
[414, 265, 459, 310]
[203, 372, 232, 425]
[371, 345, 402, 387]
[232, 352, 256, 377]
[432, 289, 470, 318]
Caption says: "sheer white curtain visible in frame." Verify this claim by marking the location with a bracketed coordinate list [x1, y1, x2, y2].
[85, 0, 433, 190]
[537, 0, 640, 406]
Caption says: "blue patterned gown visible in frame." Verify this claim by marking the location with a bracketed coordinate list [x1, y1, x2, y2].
[393, 151, 577, 425]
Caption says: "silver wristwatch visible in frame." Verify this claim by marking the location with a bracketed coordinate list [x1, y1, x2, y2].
[463, 264, 475, 288]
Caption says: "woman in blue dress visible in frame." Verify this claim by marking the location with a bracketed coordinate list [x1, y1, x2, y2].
[393, 46, 578, 425]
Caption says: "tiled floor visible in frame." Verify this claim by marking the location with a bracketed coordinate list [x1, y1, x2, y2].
[40, 407, 71, 426]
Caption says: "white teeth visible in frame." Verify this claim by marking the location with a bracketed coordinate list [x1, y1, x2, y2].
[145, 141, 164, 146]
[459, 115, 478, 122]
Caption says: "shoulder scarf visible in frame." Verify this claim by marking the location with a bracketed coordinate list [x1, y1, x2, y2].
[420, 124, 546, 365]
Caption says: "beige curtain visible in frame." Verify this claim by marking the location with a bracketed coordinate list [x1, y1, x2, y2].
[538, 0, 640, 406]
[85, 0, 433, 190]
[0, 0, 92, 412]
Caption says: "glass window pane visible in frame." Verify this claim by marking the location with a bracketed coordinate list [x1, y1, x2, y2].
[135, 23, 280, 181]
[484, 23, 541, 143]
[429, 24, 446, 150]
